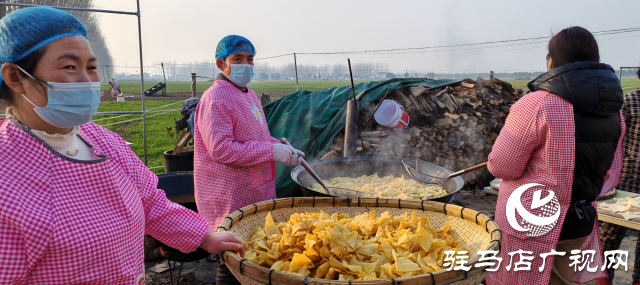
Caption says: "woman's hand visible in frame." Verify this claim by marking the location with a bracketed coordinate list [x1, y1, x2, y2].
[283, 149, 305, 166]
[199, 232, 245, 257]
[272, 143, 294, 164]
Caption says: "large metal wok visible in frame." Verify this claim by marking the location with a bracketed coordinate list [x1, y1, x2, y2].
[291, 157, 464, 203]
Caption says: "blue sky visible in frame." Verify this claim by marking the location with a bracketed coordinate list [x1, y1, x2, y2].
[95, 0, 640, 74]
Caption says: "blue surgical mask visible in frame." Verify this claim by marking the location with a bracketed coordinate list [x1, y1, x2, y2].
[227, 64, 254, 87]
[17, 66, 101, 128]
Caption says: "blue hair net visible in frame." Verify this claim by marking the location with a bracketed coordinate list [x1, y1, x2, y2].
[0, 7, 88, 84]
[215, 35, 256, 60]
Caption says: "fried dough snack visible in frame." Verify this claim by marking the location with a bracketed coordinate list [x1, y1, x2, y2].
[243, 210, 467, 281]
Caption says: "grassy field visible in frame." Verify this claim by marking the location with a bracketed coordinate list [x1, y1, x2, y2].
[101, 81, 213, 94]
[103, 80, 373, 94]
[96, 100, 183, 172]
[99, 77, 640, 172]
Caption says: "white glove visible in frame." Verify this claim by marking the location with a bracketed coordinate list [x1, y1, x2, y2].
[273, 144, 294, 164]
[283, 155, 301, 167]
[282, 148, 305, 167]
[293, 149, 305, 159]
[273, 144, 306, 166]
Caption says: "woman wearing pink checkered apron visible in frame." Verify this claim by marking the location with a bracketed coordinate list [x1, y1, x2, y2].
[486, 27, 625, 285]
[0, 7, 244, 284]
[192, 35, 306, 285]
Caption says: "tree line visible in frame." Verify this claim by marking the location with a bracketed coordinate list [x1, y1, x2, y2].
[132, 61, 392, 81]
[0, 1, 114, 81]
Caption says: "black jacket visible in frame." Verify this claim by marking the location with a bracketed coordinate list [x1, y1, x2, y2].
[528, 62, 623, 240]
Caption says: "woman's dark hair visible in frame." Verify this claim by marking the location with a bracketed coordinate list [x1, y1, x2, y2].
[548, 26, 600, 69]
[637, 68, 640, 80]
[0, 46, 48, 105]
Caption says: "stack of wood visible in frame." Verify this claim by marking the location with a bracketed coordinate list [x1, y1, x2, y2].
[172, 130, 193, 154]
[328, 77, 524, 189]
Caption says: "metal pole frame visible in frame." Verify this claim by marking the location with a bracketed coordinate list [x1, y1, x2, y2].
[161, 62, 167, 96]
[0, 1, 148, 165]
[191, 73, 197, 98]
[294, 53, 299, 91]
[619, 66, 640, 83]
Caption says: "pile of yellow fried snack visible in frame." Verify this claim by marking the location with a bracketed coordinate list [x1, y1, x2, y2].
[598, 196, 640, 220]
[311, 174, 448, 200]
[243, 210, 467, 281]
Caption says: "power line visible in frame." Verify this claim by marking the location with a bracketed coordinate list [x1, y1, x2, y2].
[255, 53, 294, 60]
[254, 26, 640, 59]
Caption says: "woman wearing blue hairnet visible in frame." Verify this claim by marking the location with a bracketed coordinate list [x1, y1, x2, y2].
[192, 35, 305, 285]
[0, 7, 244, 284]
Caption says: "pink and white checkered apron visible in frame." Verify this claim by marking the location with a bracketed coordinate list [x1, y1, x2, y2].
[0, 118, 208, 284]
[485, 91, 625, 284]
[193, 80, 280, 231]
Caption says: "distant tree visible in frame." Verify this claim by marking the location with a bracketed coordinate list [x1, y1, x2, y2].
[386, 72, 396, 79]
[332, 63, 347, 78]
[0, 0, 114, 81]
[260, 73, 269, 80]
[270, 73, 281, 80]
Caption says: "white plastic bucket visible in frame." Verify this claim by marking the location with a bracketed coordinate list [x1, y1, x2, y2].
[117, 96, 125, 102]
[374, 100, 410, 129]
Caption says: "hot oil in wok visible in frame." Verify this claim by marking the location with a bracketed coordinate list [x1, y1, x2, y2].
[311, 173, 448, 200]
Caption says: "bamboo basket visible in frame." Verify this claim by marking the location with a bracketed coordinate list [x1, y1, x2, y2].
[218, 197, 501, 285]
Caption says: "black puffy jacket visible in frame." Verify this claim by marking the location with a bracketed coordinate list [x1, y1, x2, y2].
[528, 62, 623, 240]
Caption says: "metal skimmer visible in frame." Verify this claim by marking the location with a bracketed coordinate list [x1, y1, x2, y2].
[403, 158, 488, 185]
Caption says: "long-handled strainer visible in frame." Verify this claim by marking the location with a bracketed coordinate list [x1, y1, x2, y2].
[402, 158, 488, 185]
[280, 138, 334, 196]
[281, 138, 373, 198]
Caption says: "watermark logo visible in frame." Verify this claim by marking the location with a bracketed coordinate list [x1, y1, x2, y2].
[443, 250, 628, 272]
[135, 273, 145, 285]
[506, 183, 561, 237]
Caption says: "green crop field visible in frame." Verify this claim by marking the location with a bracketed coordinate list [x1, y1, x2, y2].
[102, 80, 374, 94]
[101, 81, 213, 94]
[96, 100, 183, 173]
[621, 77, 640, 89]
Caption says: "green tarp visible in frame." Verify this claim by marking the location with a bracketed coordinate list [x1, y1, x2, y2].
[263, 78, 464, 198]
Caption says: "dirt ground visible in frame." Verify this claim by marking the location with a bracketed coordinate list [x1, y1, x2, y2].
[145, 257, 219, 285]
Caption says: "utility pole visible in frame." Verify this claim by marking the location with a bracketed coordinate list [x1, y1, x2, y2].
[294, 53, 299, 91]
[161, 62, 167, 84]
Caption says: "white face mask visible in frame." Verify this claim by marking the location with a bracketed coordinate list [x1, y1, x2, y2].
[17, 65, 101, 128]
[226, 64, 254, 87]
